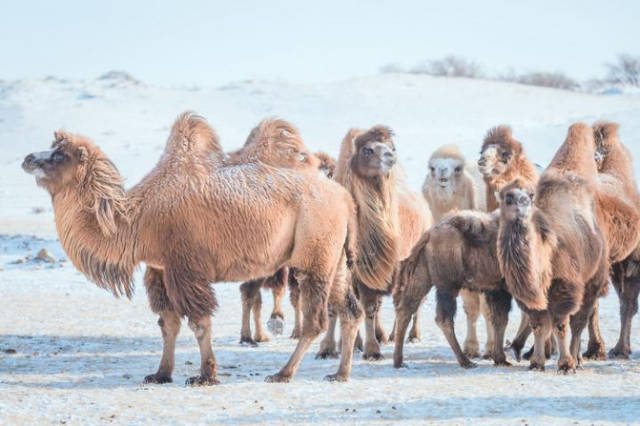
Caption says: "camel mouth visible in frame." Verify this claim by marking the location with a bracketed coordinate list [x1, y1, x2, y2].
[22, 158, 46, 178]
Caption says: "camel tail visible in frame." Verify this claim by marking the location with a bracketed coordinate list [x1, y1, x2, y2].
[344, 201, 358, 270]
[393, 231, 431, 301]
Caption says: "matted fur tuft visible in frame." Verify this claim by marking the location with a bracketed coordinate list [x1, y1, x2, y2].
[482, 125, 522, 155]
[164, 111, 222, 162]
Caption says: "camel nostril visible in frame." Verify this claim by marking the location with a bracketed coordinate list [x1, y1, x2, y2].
[24, 154, 35, 164]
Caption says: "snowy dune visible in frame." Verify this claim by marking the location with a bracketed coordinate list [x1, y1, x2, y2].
[1, 74, 640, 424]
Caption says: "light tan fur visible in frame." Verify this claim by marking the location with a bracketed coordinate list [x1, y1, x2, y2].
[23, 112, 361, 385]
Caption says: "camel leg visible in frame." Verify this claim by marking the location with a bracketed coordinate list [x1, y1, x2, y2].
[266, 271, 329, 383]
[289, 273, 303, 339]
[569, 304, 593, 368]
[610, 263, 640, 359]
[408, 305, 423, 343]
[252, 287, 269, 343]
[582, 301, 606, 360]
[528, 311, 552, 371]
[480, 294, 495, 359]
[142, 267, 181, 384]
[267, 269, 287, 336]
[239, 280, 262, 345]
[484, 289, 511, 366]
[436, 287, 476, 369]
[144, 310, 181, 384]
[460, 289, 481, 358]
[508, 311, 532, 361]
[316, 308, 339, 359]
[325, 287, 364, 382]
[554, 317, 576, 373]
[359, 283, 384, 360]
[185, 316, 220, 386]
[375, 300, 389, 345]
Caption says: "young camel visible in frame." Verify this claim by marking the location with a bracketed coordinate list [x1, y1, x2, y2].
[476, 125, 542, 360]
[226, 119, 336, 344]
[585, 122, 640, 359]
[316, 126, 432, 362]
[498, 123, 608, 372]
[421, 144, 495, 358]
[22, 112, 362, 384]
[392, 209, 512, 369]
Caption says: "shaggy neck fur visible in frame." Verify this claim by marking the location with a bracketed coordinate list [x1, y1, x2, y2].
[498, 210, 556, 311]
[345, 164, 399, 292]
[53, 154, 137, 298]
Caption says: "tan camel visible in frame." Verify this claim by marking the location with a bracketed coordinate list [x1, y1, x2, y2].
[497, 123, 608, 372]
[22, 112, 362, 384]
[316, 126, 432, 362]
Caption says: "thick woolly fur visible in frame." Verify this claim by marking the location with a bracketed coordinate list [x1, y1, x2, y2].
[499, 123, 608, 372]
[393, 209, 508, 368]
[24, 112, 359, 385]
[336, 126, 431, 292]
[478, 126, 539, 211]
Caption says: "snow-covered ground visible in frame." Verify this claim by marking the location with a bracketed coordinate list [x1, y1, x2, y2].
[1, 74, 640, 424]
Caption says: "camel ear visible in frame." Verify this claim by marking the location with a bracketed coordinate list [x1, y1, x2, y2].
[78, 146, 88, 163]
[95, 197, 118, 236]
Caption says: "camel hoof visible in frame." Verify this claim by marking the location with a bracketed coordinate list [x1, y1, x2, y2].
[185, 375, 220, 386]
[522, 347, 535, 361]
[407, 336, 421, 344]
[506, 344, 522, 362]
[315, 349, 339, 360]
[482, 352, 494, 360]
[493, 359, 512, 367]
[267, 316, 284, 336]
[582, 346, 606, 361]
[290, 329, 301, 340]
[557, 358, 576, 374]
[240, 337, 259, 347]
[460, 359, 478, 369]
[608, 347, 631, 360]
[324, 373, 348, 382]
[363, 351, 384, 361]
[393, 362, 408, 369]
[143, 373, 172, 384]
[376, 334, 389, 345]
[529, 361, 545, 371]
[253, 334, 270, 343]
[463, 349, 481, 359]
[265, 373, 291, 383]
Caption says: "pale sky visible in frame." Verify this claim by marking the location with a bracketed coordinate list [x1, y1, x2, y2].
[2, 0, 639, 86]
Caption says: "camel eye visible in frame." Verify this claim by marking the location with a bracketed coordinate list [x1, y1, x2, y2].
[430, 166, 435, 172]
[454, 166, 462, 173]
[363, 147, 373, 156]
[501, 151, 511, 162]
[505, 194, 514, 205]
[52, 151, 65, 163]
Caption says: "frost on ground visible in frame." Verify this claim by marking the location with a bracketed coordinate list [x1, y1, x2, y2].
[1, 74, 640, 424]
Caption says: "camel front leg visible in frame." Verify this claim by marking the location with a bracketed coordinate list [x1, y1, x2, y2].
[316, 308, 339, 359]
[528, 311, 552, 371]
[144, 310, 181, 384]
[554, 317, 575, 373]
[436, 287, 476, 368]
[186, 316, 220, 386]
[266, 271, 329, 383]
[484, 289, 511, 366]
[460, 289, 481, 358]
[359, 283, 384, 360]
[326, 286, 364, 382]
[582, 300, 606, 360]
[480, 294, 495, 359]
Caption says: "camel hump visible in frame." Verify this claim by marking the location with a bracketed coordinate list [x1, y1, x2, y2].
[593, 121, 620, 146]
[165, 111, 222, 160]
[246, 118, 302, 148]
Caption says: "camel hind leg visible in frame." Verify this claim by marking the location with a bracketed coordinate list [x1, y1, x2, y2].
[436, 287, 476, 369]
[392, 277, 433, 368]
[460, 289, 481, 358]
[582, 301, 606, 360]
[266, 270, 330, 383]
[610, 262, 640, 359]
[289, 272, 303, 339]
[316, 308, 339, 359]
[142, 267, 181, 385]
[484, 289, 512, 366]
[508, 311, 532, 361]
[185, 315, 220, 386]
[480, 294, 495, 359]
[267, 268, 288, 336]
[239, 279, 263, 345]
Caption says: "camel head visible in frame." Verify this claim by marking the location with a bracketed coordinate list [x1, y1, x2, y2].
[499, 179, 535, 222]
[478, 125, 522, 179]
[23, 131, 127, 236]
[428, 144, 465, 190]
[351, 125, 397, 178]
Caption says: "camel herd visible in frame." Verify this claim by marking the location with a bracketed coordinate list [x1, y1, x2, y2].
[21, 112, 640, 386]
